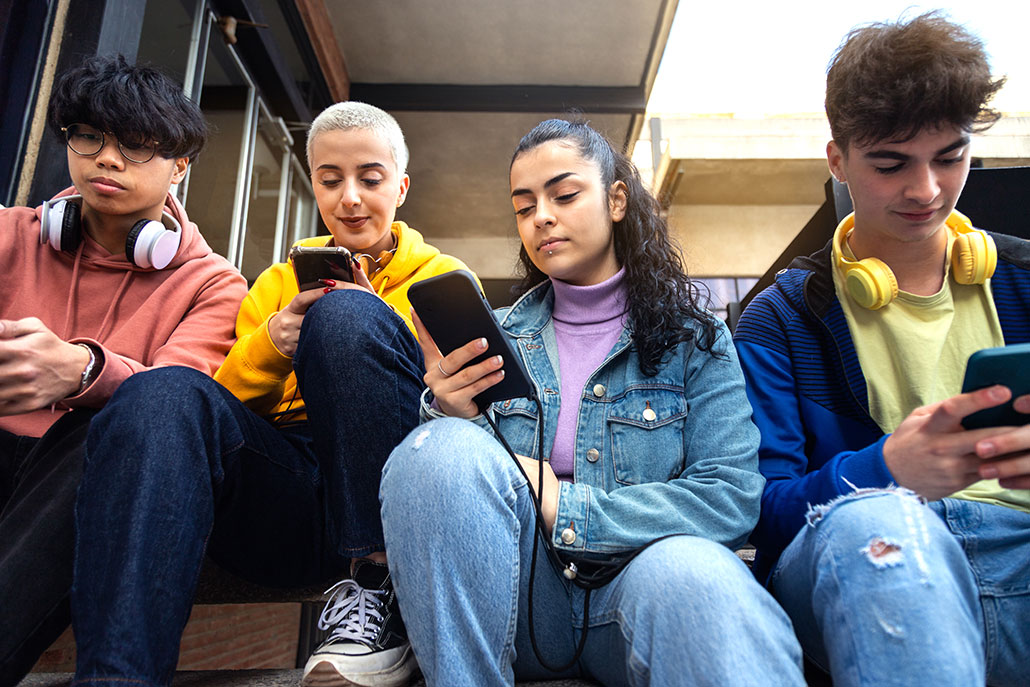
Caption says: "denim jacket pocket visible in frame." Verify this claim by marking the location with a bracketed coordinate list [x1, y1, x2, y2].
[608, 388, 687, 485]
[493, 396, 540, 456]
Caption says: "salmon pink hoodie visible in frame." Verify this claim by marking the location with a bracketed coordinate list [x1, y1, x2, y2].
[0, 187, 248, 438]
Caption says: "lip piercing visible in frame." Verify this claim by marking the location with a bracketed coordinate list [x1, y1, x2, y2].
[547, 250, 553, 256]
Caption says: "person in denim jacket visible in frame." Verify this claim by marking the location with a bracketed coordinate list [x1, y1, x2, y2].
[379, 119, 804, 686]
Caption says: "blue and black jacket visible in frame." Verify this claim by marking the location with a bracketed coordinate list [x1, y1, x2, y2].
[733, 232, 1030, 581]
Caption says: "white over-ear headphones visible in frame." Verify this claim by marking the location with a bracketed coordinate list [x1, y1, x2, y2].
[40, 194, 182, 269]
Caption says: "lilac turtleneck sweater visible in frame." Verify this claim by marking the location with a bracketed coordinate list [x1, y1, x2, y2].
[548, 268, 628, 480]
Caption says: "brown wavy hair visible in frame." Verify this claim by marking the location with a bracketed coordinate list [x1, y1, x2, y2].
[826, 10, 1005, 151]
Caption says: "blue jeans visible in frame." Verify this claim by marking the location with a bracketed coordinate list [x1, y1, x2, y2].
[772, 489, 1030, 687]
[71, 291, 424, 687]
[0, 410, 94, 687]
[380, 418, 805, 686]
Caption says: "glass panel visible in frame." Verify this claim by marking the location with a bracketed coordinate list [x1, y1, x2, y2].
[288, 165, 318, 253]
[239, 114, 287, 281]
[184, 31, 252, 262]
[696, 278, 737, 312]
[136, 0, 196, 87]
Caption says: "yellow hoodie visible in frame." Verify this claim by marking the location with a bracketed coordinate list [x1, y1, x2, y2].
[214, 221, 472, 418]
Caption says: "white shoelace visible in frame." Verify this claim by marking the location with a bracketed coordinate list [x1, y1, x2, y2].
[317, 579, 387, 644]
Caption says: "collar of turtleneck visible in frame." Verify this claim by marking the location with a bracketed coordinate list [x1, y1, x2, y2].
[550, 267, 628, 325]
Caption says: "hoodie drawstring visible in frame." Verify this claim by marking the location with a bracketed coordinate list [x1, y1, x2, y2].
[62, 242, 86, 339]
[95, 270, 133, 342]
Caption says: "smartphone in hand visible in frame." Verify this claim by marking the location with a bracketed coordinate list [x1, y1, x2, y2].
[961, 342, 1030, 429]
[290, 246, 355, 291]
[408, 270, 534, 411]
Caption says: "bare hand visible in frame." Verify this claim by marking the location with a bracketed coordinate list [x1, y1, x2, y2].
[411, 308, 504, 418]
[268, 289, 326, 357]
[0, 318, 92, 415]
[884, 385, 1030, 500]
[270, 265, 380, 357]
[974, 393, 1030, 489]
[515, 454, 560, 535]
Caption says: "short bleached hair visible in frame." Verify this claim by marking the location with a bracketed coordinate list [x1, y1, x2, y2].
[306, 101, 409, 175]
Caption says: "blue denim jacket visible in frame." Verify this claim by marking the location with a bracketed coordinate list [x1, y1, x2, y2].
[422, 281, 764, 555]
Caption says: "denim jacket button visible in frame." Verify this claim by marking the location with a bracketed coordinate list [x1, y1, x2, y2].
[561, 527, 577, 545]
[643, 407, 657, 422]
[592, 383, 606, 398]
[586, 448, 600, 462]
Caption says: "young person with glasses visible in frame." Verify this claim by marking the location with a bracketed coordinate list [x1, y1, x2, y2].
[0, 55, 246, 686]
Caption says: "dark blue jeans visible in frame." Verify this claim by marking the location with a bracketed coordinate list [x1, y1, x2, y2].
[0, 410, 94, 687]
[71, 291, 425, 687]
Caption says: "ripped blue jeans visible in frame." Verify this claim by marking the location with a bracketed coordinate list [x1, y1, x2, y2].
[772, 489, 1030, 687]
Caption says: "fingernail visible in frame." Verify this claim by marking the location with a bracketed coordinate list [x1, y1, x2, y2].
[323, 287, 331, 294]
[477, 338, 488, 350]
[980, 465, 999, 479]
[319, 279, 336, 287]
[989, 386, 1008, 401]
[979, 441, 997, 458]
[497, 369, 505, 379]
[493, 355, 503, 366]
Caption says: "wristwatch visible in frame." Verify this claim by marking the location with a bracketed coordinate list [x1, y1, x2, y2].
[73, 343, 99, 395]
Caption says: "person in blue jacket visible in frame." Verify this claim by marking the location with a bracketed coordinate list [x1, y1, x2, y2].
[378, 119, 805, 686]
[734, 12, 1030, 687]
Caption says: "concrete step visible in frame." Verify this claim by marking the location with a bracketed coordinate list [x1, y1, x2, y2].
[20, 671, 597, 686]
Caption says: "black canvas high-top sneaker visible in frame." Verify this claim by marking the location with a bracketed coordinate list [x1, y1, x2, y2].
[301, 559, 416, 687]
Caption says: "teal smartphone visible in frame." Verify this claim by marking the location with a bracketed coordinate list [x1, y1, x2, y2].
[960, 343, 1030, 429]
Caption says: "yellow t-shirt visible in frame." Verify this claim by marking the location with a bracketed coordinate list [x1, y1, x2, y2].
[834, 235, 1029, 512]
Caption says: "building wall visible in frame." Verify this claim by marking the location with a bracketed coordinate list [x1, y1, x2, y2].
[669, 204, 820, 277]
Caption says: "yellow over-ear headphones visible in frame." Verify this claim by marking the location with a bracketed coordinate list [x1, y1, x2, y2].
[832, 210, 997, 310]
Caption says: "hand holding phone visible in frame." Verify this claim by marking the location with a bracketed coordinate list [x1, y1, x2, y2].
[408, 270, 533, 415]
[290, 246, 355, 291]
[961, 343, 1030, 429]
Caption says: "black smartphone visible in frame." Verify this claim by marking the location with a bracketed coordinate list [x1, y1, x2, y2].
[290, 245, 355, 291]
[408, 270, 534, 412]
[960, 342, 1030, 429]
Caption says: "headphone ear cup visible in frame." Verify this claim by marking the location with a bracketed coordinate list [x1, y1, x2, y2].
[845, 257, 898, 310]
[60, 201, 81, 252]
[952, 230, 997, 284]
[40, 198, 82, 252]
[125, 218, 180, 269]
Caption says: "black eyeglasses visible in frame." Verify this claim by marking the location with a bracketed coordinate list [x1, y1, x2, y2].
[61, 123, 159, 164]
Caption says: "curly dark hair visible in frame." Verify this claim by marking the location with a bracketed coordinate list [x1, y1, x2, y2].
[510, 119, 719, 377]
[826, 11, 1005, 151]
[48, 54, 208, 160]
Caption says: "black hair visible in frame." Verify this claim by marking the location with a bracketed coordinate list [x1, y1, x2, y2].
[47, 54, 208, 160]
[510, 119, 719, 377]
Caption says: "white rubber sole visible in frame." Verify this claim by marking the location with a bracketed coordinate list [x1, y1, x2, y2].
[300, 644, 418, 687]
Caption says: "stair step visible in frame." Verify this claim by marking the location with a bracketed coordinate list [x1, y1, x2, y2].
[20, 671, 597, 686]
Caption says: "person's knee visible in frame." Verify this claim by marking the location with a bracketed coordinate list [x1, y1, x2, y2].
[381, 418, 506, 513]
[632, 536, 753, 601]
[300, 290, 389, 354]
[384, 418, 492, 482]
[87, 366, 222, 471]
[99, 366, 216, 421]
